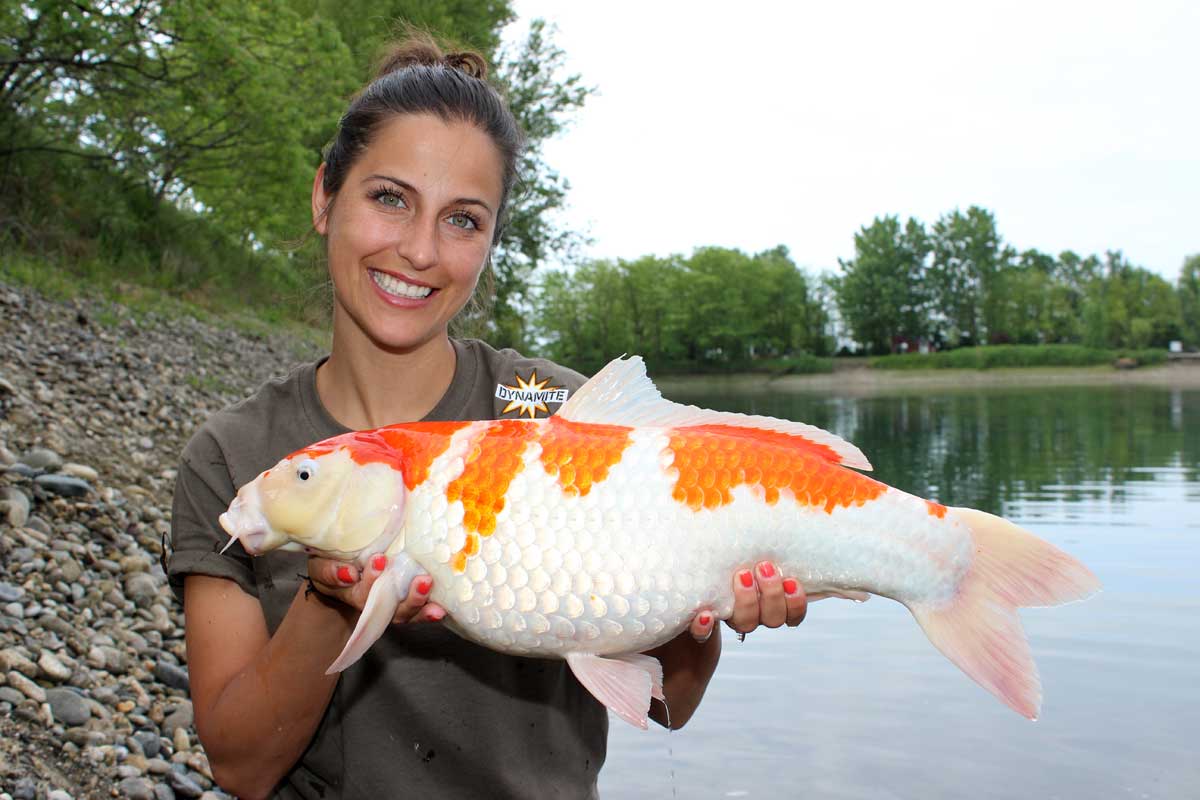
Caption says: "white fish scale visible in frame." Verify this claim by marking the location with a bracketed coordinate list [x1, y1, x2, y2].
[407, 428, 974, 657]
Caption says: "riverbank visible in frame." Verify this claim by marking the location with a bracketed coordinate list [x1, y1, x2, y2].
[656, 360, 1200, 396]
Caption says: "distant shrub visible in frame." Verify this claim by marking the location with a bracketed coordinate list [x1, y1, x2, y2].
[871, 345, 1167, 370]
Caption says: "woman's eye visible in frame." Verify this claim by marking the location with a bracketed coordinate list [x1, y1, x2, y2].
[375, 190, 406, 209]
[447, 212, 478, 230]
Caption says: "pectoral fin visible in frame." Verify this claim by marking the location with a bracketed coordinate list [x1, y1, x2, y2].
[326, 554, 423, 675]
[565, 651, 664, 729]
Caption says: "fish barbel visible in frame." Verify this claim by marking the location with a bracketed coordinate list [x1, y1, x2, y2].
[219, 356, 1099, 727]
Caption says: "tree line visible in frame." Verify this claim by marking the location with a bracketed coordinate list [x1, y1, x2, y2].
[833, 206, 1198, 354]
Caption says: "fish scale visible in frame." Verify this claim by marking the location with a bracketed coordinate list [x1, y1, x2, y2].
[220, 356, 1100, 728]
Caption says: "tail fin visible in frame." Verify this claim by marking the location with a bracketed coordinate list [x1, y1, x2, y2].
[910, 507, 1100, 719]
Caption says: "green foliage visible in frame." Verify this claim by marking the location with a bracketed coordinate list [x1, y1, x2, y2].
[833, 216, 930, 353]
[870, 344, 1167, 370]
[927, 206, 1009, 346]
[1179, 254, 1200, 349]
[534, 248, 831, 375]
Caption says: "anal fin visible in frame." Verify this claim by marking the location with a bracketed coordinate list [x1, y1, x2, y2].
[565, 651, 663, 729]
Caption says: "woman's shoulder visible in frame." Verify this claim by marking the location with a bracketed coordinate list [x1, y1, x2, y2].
[451, 339, 587, 422]
[458, 338, 588, 390]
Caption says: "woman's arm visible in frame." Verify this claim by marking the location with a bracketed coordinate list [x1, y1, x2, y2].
[647, 561, 808, 729]
[185, 557, 440, 799]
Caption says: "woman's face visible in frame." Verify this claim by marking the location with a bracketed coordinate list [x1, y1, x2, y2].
[313, 113, 504, 353]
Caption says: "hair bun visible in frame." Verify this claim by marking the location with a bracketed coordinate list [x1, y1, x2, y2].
[374, 33, 489, 82]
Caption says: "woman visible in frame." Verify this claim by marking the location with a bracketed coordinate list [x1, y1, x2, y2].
[169, 34, 808, 799]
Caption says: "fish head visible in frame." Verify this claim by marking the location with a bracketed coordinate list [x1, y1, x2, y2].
[219, 442, 406, 561]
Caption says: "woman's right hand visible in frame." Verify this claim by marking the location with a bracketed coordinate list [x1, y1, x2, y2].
[306, 554, 447, 624]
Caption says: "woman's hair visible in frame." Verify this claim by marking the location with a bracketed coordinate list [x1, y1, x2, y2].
[321, 31, 524, 245]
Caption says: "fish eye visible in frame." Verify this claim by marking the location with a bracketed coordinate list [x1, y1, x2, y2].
[295, 459, 319, 483]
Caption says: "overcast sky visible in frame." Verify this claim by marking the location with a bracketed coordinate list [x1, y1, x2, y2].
[507, 1, 1197, 281]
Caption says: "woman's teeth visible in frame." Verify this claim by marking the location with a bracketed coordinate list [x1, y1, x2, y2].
[369, 270, 433, 299]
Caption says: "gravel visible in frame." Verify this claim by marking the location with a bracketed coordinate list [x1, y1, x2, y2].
[0, 281, 319, 799]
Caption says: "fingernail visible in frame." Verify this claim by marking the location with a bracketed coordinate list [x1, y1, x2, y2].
[783, 578, 798, 595]
[371, 554, 387, 571]
[739, 570, 754, 588]
[336, 565, 353, 584]
[698, 612, 712, 627]
[415, 578, 432, 595]
[758, 562, 776, 579]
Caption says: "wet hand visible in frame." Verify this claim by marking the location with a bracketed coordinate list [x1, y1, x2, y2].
[306, 554, 445, 624]
[724, 561, 807, 636]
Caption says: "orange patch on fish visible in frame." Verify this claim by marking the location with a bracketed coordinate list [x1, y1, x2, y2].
[446, 420, 537, 572]
[296, 421, 470, 490]
[667, 424, 886, 513]
[926, 499, 948, 518]
[538, 417, 633, 497]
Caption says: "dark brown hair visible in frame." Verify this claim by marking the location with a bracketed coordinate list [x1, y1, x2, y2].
[321, 32, 523, 244]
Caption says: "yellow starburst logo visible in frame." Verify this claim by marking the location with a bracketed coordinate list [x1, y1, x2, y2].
[495, 370, 569, 419]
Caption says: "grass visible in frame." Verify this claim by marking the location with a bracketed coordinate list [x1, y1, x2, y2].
[870, 344, 1168, 370]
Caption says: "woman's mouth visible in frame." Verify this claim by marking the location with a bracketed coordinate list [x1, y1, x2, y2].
[368, 269, 435, 300]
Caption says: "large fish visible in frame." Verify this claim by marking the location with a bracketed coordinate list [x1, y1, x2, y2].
[220, 356, 1099, 727]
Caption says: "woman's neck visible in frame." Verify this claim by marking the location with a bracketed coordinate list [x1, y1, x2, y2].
[316, 316, 458, 430]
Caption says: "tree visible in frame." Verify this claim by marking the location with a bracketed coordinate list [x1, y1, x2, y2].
[1179, 254, 1200, 350]
[833, 216, 930, 353]
[928, 206, 1008, 345]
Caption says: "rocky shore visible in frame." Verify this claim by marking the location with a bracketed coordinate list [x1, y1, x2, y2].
[0, 282, 321, 800]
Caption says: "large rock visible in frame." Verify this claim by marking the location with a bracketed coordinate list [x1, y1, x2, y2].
[46, 687, 92, 726]
[34, 474, 93, 498]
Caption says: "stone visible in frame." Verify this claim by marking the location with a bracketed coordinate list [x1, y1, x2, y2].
[0, 686, 25, 704]
[154, 784, 177, 800]
[125, 573, 160, 607]
[38, 651, 73, 682]
[6, 463, 41, 478]
[46, 790, 74, 800]
[5, 670, 45, 703]
[146, 758, 172, 775]
[160, 702, 193, 739]
[152, 662, 189, 692]
[59, 462, 100, 482]
[21, 448, 62, 471]
[34, 474, 92, 498]
[0, 486, 30, 526]
[46, 687, 91, 726]
[118, 778, 156, 800]
[0, 581, 23, 603]
[12, 777, 36, 800]
[0, 648, 39, 676]
[134, 730, 162, 758]
[166, 771, 203, 798]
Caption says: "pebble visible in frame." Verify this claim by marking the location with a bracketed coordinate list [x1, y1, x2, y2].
[33, 474, 93, 498]
[118, 777, 156, 800]
[166, 771, 204, 798]
[134, 730, 162, 758]
[0, 649, 38, 676]
[46, 687, 92, 726]
[20, 448, 62, 471]
[125, 573, 160, 607]
[0, 487, 31, 526]
[0, 582, 23, 603]
[153, 662, 189, 692]
[58, 463, 100, 482]
[6, 670, 45, 702]
[38, 651, 73, 682]
[161, 701, 193, 739]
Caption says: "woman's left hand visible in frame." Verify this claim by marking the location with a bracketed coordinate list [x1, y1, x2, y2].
[689, 561, 808, 642]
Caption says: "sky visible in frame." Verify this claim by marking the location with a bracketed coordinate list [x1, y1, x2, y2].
[506, 0, 1198, 281]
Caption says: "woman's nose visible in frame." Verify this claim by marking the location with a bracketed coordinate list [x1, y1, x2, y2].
[396, 216, 438, 271]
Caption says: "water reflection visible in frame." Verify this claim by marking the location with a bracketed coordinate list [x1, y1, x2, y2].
[599, 385, 1200, 800]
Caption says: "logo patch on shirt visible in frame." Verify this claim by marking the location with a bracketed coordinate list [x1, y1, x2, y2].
[495, 370, 569, 419]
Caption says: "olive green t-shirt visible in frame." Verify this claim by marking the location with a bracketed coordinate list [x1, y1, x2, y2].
[169, 339, 607, 799]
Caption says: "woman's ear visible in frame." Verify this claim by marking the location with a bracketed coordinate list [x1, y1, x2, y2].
[312, 163, 331, 235]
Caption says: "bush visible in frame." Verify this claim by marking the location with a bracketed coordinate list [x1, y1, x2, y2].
[870, 344, 1167, 370]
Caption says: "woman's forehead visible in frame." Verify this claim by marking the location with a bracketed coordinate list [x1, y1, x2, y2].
[357, 113, 504, 203]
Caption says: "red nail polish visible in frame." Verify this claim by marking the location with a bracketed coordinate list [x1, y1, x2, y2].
[371, 554, 387, 571]
[698, 612, 712, 626]
[336, 565, 353, 584]
[759, 562, 776, 579]
[783, 578, 798, 595]
[415, 578, 432, 595]
[739, 570, 754, 588]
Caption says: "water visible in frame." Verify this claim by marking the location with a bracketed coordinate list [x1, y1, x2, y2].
[599, 384, 1199, 799]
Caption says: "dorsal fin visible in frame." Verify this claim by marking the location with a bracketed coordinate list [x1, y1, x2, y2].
[556, 356, 872, 471]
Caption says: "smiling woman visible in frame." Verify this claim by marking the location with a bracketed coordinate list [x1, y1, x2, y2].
[168, 29, 806, 800]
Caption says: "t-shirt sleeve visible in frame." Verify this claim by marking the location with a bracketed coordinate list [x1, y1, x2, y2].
[168, 427, 259, 604]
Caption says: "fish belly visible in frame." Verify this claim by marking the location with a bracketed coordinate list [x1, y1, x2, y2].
[403, 426, 972, 658]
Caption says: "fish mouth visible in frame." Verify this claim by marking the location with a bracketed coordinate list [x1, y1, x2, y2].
[219, 485, 272, 555]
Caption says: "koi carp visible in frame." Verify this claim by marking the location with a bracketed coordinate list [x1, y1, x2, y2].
[219, 356, 1099, 727]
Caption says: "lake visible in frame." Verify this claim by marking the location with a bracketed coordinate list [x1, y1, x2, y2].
[599, 382, 1199, 799]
